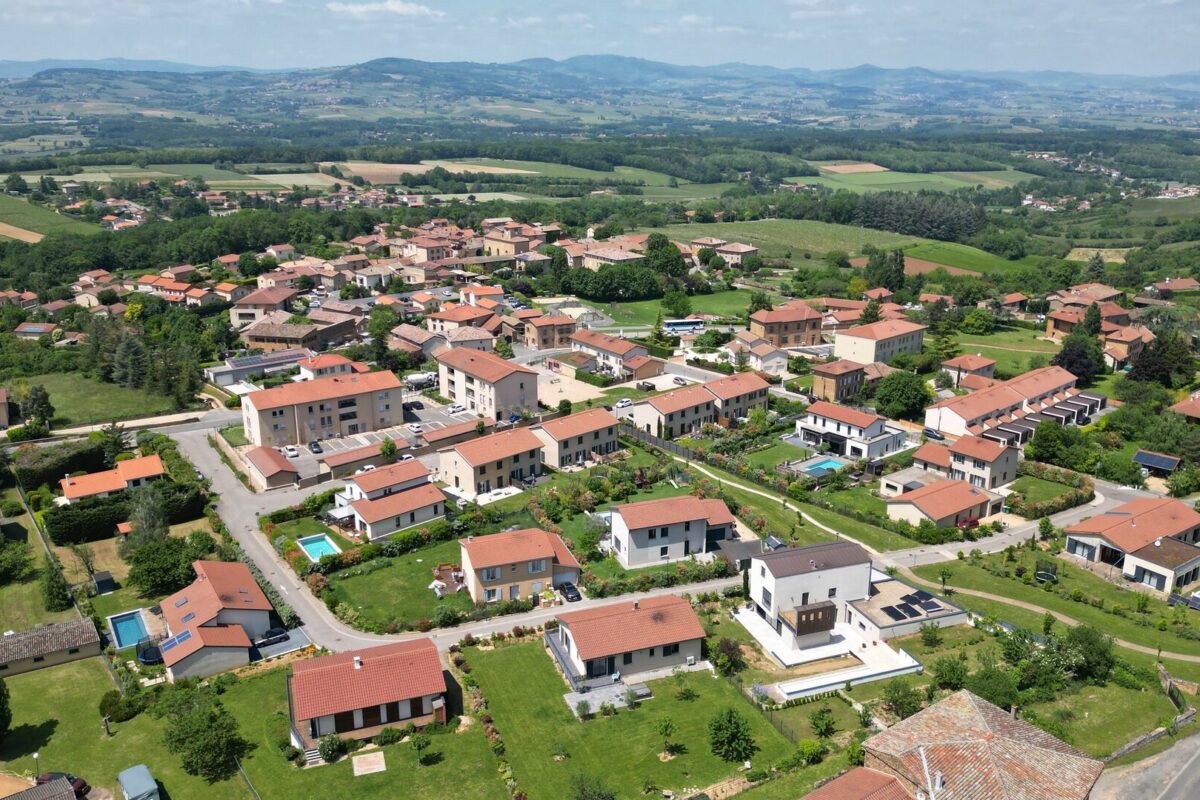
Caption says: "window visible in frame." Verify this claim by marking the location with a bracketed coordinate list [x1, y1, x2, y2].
[659, 546, 668, 558]
[529, 559, 547, 573]
[484, 588, 500, 602]
[649, 648, 656, 656]
[623, 652, 632, 665]
[483, 567, 499, 581]
[761, 588, 772, 610]
[684, 521, 690, 532]
[663, 643, 679, 657]
[801, 592, 809, 605]
[33, 656, 44, 663]
[828, 587, 837, 599]
[648, 528, 657, 540]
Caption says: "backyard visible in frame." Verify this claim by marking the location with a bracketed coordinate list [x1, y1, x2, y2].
[466, 641, 795, 800]
[1, 486, 74, 630]
[1008, 475, 1075, 506]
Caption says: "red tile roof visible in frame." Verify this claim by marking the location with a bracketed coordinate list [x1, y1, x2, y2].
[441, 428, 543, 467]
[437, 348, 535, 382]
[162, 624, 251, 667]
[1171, 396, 1200, 420]
[59, 454, 165, 500]
[351, 483, 446, 524]
[461, 528, 579, 570]
[703, 372, 769, 400]
[807, 400, 881, 429]
[557, 595, 705, 661]
[350, 460, 430, 493]
[161, 561, 272, 635]
[751, 305, 821, 324]
[245, 446, 299, 478]
[941, 354, 996, 372]
[813, 359, 866, 376]
[838, 320, 926, 341]
[1065, 498, 1200, 554]
[799, 767, 911, 800]
[290, 639, 446, 721]
[886, 479, 997, 521]
[647, 384, 715, 415]
[948, 435, 1010, 463]
[533, 408, 618, 442]
[912, 442, 951, 469]
[246, 371, 402, 411]
[614, 495, 732, 530]
[570, 329, 641, 357]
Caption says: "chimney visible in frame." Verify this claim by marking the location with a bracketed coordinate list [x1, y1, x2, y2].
[1010, 703, 1018, 718]
[934, 771, 944, 791]
[632, 600, 639, 610]
[467, 535, 474, 543]
[353, 656, 363, 670]
[1155, 537, 1162, 547]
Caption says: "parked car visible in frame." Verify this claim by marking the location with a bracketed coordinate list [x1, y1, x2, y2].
[636, 381, 655, 391]
[36, 773, 89, 797]
[397, 453, 415, 462]
[673, 376, 688, 386]
[354, 464, 377, 475]
[922, 428, 946, 441]
[441, 289, 452, 297]
[308, 441, 322, 454]
[560, 582, 582, 602]
[283, 445, 300, 458]
[407, 422, 423, 433]
[254, 627, 289, 648]
[446, 404, 465, 414]
[615, 398, 633, 409]
[957, 517, 980, 530]
[194, 469, 205, 481]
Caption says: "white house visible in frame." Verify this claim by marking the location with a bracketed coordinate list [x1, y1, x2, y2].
[748, 542, 872, 648]
[609, 495, 735, 569]
[335, 461, 447, 540]
[1064, 498, 1200, 593]
[796, 401, 907, 460]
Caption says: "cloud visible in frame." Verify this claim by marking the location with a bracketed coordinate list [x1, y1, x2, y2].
[325, 0, 443, 18]
[787, 0, 864, 18]
[679, 14, 710, 26]
[557, 11, 593, 29]
[503, 15, 542, 29]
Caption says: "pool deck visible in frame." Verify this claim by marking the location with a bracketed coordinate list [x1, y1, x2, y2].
[297, 533, 342, 562]
[106, 608, 166, 649]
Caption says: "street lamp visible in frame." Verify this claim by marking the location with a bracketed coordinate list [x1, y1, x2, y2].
[32, 752, 39, 776]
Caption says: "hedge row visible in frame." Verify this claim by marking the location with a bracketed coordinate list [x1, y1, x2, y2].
[13, 439, 106, 489]
[1007, 462, 1095, 518]
[43, 481, 206, 544]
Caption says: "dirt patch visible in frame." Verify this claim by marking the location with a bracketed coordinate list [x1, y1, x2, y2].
[849, 255, 973, 276]
[0, 222, 43, 243]
[658, 751, 676, 762]
[822, 162, 889, 174]
[1066, 247, 1131, 264]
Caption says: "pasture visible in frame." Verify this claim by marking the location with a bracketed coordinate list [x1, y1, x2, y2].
[904, 241, 1042, 276]
[787, 166, 1037, 194]
[1066, 247, 1132, 263]
[645, 219, 921, 259]
[0, 194, 98, 238]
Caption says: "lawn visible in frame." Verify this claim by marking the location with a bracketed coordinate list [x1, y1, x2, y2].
[912, 552, 1200, 657]
[904, 241, 1042, 276]
[644, 220, 921, 259]
[765, 696, 862, 742]
[223, 667, 507, 800]
[467, 641, 795, 800]
[581, 288, 761, 328]
[9, 373, 184, 427]
[0, 194, 99, 237]
[744, 442, 811, 471]
[0, 658, 249, 800]
[220, 425, 249, 447]
[955, 327, 1059, 353]
[0, 575, 76, 631]
[91, 585, 165, 627]
[1023, 681, 1177, 758]
[1009, 475, 1074, 506]
[800, 505, 916, 553]
[325, 538, 474, 628]
[823, 486, 888, 518]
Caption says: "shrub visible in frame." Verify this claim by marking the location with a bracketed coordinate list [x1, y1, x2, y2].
[376, 727, 405, 746]
[318, 734, 345, 763]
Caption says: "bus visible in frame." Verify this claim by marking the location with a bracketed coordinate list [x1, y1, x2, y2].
[662, 318, 705, 335]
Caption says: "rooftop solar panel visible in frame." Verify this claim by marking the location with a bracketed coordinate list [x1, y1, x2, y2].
[914, 589, 934, 601]
[900, 593, 920, 604]
[160, 629, 192, 652]
[1134, 450, 1181, 471]
[881, 606, 906, 622]
[919, 600, 942, 612]
[896, 603, 920, 618]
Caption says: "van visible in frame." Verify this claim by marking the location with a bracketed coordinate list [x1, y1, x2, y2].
[637, 381, 655, 391]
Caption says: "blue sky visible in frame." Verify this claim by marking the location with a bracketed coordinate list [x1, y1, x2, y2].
[2, 0, 1197, 74]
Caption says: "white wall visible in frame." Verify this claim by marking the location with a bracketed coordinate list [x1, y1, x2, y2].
[168, 646, 250, 682]
[611, 512, 707, 569]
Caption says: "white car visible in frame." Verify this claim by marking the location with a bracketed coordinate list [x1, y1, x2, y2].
[397, 454, 415, 462]
[283, 445, 300, 458]
[407, 423, 423, 433]
[446, 404, 465, 414]
[441, 289, 452, 297]
[354, 464, 377, 475]
[615, 398, 633, 409]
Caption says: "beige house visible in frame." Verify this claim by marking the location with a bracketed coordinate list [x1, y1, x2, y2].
[523, 315, 577, 349]
[241, 371, 403, 447]
[426, 305, 496, 334]
[0, 619, 101, 677]
[437, 349, 538, 421]
[703, 372, 770, 425]
[232, 286, 297, 327]
[460, 528, 580, 604]
[811, 359, 866, 403]
[59, 454, 165, 504]
[569, 329, 649, 378]
[621, 384, 716, 439]
[715, 241, 758, 266]
[749, 303, 823, 347]
[531, 408, 621, 467]
[886, 479, 1002, 528]
[582, 247, 644, 271]
[940, 354, 997, 387]
[833, 320, 927, 364]
[437, 427, 544, 498]
[350, 484, 446, 540]
[244, 446, 300, 491]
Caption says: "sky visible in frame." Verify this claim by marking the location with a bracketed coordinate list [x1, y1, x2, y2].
[2, 0, 1197, 75]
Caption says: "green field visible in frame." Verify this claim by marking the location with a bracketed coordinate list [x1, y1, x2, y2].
[644, 219, 922, 259]
[7, 373, 184, 427]
[582, 288, 764, 328]
[1009, 475, 1074, 505]
[0, 194, 99, 237]
[952, 327, 1060, 375]
[905, 241, 1042, 275]
[1129, 195, 1200, 221]
[467, 641, 794, 800]
[148, 163, 255, 181]
[744, 441, 811, 471]
[787, 171, 978, 194]
[934, 170, 1040, 188]
[0, 485, 75, 630]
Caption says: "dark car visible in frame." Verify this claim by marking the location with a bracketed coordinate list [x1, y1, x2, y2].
[36, 773, 89, 797]
[559, 582, 582, 602]
[308, 441, 323, 454]
[254, 627, 290, 648]
[922, 428, 946, 441]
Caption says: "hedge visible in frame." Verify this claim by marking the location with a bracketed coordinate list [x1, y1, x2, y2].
[1007, 462, 1095, 518]
[43, 481, 206, 545]
[13, 439, 106, 489]
[576, 371, 616, 388]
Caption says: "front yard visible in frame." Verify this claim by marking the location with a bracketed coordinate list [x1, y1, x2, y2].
[466, 640, 795, 800]
[1008, 475, 1075, 506]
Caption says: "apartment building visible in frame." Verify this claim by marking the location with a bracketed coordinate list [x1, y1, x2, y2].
[522, 315, 577, 350]
[622, 384, 716, 439]
[811, 359, 866, 403]
[426, 305, 496, 334]
[833, 320, 927, 364]
[749, 303, 824, 347]
[460, 528, 580, 604]
[436, 428, 543, 498]
[232, 286, 297, 327]
[531, 408, 621, 467]
[923, 366, 1096, 439]
[241, 371, 402, 447]
[436, 349, 538, 421]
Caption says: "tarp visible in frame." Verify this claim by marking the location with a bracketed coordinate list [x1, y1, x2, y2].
[118, 764, 159, 800]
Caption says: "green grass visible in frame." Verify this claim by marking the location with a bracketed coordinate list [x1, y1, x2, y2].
[0, 194, 99, 237]
[8, 373, 184, 427]
[0, 576, 76, 630]
[148, 163, 253, 181]
[644, 220, 921, 259]
[91, 585, 163, 626]
[766, 698, 862, 742]
[934, 170, 1041, 189]
[905, 241, 1041, 276]
[581, 288, 761, 328]
[1009, 475, 1074, 505]
[744, 442, 811, 471]
[823, 486, 888, 518]
[219, 425, 249, 447]
[800, 505, 916, 553]
[1129, 195, 1200, 221]
[1024, 681, 1177, 758]
[955, 327, 1059, 352]
[734, 757, 853, 800]
[0, 658, 249, 800]
[326, 538, 474, 628]
[222, 666, 508, 800]
[467, 641, 795, 800]
[787, 170, 980, 194]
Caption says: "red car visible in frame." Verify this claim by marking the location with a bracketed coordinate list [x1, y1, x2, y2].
[36, 773, 89, 797]
[957, 517, 980, 530]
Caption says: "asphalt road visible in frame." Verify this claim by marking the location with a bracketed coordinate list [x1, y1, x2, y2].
[1093, 730, 1200, 800]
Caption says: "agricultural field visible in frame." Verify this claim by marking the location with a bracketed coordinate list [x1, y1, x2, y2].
[785, 165, 1037, 194]
[645, 219, 922, 259]
[581, 287, 764, 328]
[1129, 195, 1200, 221]
[0, 194, 98, 240]
[903, 240, 1043, 276]
[1065, 247, 1132, 263]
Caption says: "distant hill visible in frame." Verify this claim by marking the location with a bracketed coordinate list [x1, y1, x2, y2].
[0, 58, 271, 79]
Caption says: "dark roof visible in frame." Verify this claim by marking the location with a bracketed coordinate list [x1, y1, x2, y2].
[754, 541, 871, 578]
[0, 619, 99, 663]
[1133, 450, 1181, 471]
[1132, 536, 1200, 570]
[6, 779, 78, 800]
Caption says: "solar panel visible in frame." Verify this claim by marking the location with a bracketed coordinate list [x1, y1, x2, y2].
[896, 603, 920, 618]
[881, 606, 906, 622]
[160, 630, 193, 652]
[919, 600, 942, 612]
[899, 593, 920, 604]
[914, 589, 934, 601]
[1134, 450, 1181, 471]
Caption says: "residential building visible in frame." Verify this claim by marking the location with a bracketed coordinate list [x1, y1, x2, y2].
[749, 303, 823, 348]
[550, 595, 705, 684]
[1049, 281, 1123, 311]
[610, 495, 735, 569]
[232, 286, 297, 327]
[436, 428, 543, 498]
[622, 384, 715, 439]
[1151, 276, 1200, 298]
[426, 305, 496, 334]
[748, 541, 872, 647]
[799, 768, 909, 800]
[13, 322, 58, 340]
[460, 284, 505, 306]
[569, 329, 649, 377]
[531, 408, 621, 467]
[243, 446, 299, 491]
[241, 371, 402, 447]
[0, 619, 101, 676]
[582, 247, 644, 271]
[296, 353, 365, 381]
[720, 335, 788, 374]
[203, 348, 315, 387]
[923, 366, 1098, 440]
[460, 528, 580, 604]
[6, 778, 78, 800]
[1064, 498, 1200, 592]
[854, 690, 1103, 800]
[523, 315, 577, 349]
[289, 639, 447, 747]
[1170, 395, 1200, 422]
[703, 372, 770, 424]
[59, 454, 166, 504]
[833, 320, 927, 364]
[811, 359, 866, 403]
[160, 561, 274, 681]
[437, 349, 538, 421]
[940, 354, 996, 386]
[796, 401, 907, 460]
[715, 241, 758, 266]
[885, 479, 1002, 528]
[334, 461, 446, 540]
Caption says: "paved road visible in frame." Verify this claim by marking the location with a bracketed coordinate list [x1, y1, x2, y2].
[1093, 730, 1200, 800]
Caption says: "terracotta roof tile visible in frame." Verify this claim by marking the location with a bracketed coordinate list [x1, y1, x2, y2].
[807, 400, 881, 429]
[290, 639, 446, 721]
[246, 371, 401, 412]
[441, 428, 542, 467]
[557, 595, 704, 661]
[462, 527, 579, 570]
[614, 495, 732, 530]
[436, 348, 534, 382]
[886, 479, 999, 520]
[351, 483, 446, 524]
[245, 446, 299, 477]
[799, 767, 911, 800]
[533, 408, 618, 442]
[838, 320, 926, 341]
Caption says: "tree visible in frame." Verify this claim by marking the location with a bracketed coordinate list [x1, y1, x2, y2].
[931, 655, 968, 690]
[3, 174, 29, 194]
[656, 715, 677, 754]
[111, 331, 150, 389]
[959, 308, 994, 335]
[96, 422, 128, 467]
[570, 773, 615, 800]
[809, 705, 836, 738]
[69, 543, 95, 577]
[662, 290, 692, 319]
[746, 291, 772, 315]
[1080, 303, 1102, 337]
[1043, 612, 1056, 636]
[858, 298, 882, 325]
[965, 665, 1019, 709]
[1038, 516, 1055, 541]
[121, 486, 168, 558]
[380, 438, 397, 461]
[367, 305, 398, 364]
[410, 732, 432, 765]
[1051, 332, 1103, 384]
[20, 384, 54, 426]
[882, 678, 922, 719]
[163, 700, 250, 782]
[40, 554, 72, 612]
[494, 339, 514, 359]
[874, 372, 933, 420]
[1066, 625, 1115, 682]
[937, 566, 953, 592]
[1085, 252, 1106, 281]
[930, 329, 961, 363]
[708, 708, 759, 762]
[127, 538, 196, 596]
[474, 420, 486, 436]
[0, 677, 9, 744]
[643, 233, 687, 278]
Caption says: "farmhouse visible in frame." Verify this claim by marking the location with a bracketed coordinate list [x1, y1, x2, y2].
[1064, 498, 1200, 592]
[460, 528, 580, 604]
[0, 619, 101, 676]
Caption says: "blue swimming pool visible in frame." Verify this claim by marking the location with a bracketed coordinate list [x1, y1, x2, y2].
[807, 458, 847, 472]
[108, 610, 148, 649]
[297, 534, 342, 562]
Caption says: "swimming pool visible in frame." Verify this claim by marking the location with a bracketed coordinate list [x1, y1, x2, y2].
[297, 534, 342, 562]
[807, 458, 847, 472]
[108, 610, 149, 649]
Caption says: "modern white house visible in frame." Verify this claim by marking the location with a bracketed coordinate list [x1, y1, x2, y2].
[1064, 498, 1200, 593]
[333, 460, 447, 540]
[796, 401, 907, 460]
[609, 495, 735, 569]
